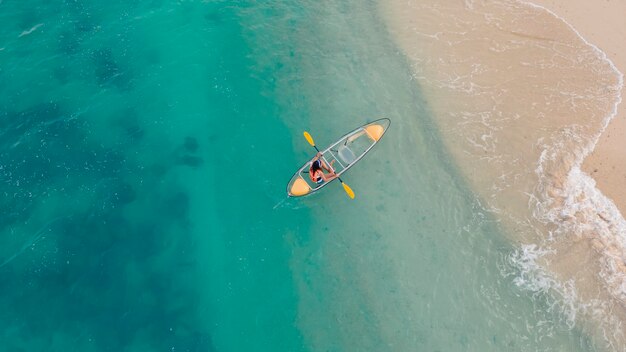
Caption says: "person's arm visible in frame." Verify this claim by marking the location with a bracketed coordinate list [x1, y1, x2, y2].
[321, 171, 337, 182]
[321, 159, 335, 173]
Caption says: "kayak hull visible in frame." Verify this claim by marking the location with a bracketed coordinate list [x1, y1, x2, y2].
[286, 118, 391, 197]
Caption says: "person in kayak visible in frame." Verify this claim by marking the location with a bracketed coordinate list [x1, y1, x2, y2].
[309, 152, 337, 184]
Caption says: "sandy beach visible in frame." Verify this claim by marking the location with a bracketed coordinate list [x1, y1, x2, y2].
[530, 0, 626, 236]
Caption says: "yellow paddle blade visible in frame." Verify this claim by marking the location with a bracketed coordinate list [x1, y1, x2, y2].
[341, 182, 355, 199]
[303, 131, 315, 147]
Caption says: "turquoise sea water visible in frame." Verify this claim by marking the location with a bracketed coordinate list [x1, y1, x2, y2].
[0, 1, 607, 351]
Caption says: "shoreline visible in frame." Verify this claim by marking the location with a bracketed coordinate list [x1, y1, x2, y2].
[528, 0, 626, 220]
[380, 0, 626, 348]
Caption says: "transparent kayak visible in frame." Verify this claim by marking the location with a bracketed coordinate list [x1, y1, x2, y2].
[287, 118, 391, 197]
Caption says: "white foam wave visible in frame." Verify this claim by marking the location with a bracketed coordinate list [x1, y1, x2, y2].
[507, 244, 579, 328]
[517, 0, 626, 346]
[18, 23, 43, 38]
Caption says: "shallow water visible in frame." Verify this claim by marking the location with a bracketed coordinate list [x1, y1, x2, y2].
[0, 0, 611, 351]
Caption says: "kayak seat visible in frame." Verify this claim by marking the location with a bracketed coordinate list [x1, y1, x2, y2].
[338, 146, 356, 165]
